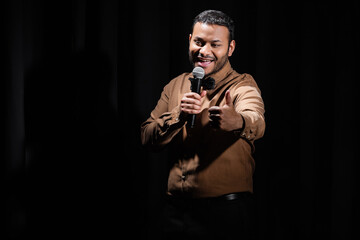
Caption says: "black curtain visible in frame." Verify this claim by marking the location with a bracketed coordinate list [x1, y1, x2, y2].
[4, 0, 359, 239]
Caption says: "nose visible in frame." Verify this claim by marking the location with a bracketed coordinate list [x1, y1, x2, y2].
[199, 43, 211, 56]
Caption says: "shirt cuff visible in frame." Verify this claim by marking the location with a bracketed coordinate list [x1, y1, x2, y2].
[159, 106, 186, 136]
[233, 114, 256, 141]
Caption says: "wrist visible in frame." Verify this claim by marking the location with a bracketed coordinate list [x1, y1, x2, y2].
[232, 113, 244, 132]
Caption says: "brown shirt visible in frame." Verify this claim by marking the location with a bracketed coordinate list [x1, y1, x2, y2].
[141, 61, 265, 198]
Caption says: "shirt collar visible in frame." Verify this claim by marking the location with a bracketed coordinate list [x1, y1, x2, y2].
[189, 60, 234, 93]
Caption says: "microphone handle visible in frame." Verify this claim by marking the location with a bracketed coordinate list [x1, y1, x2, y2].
[190, 78, 202, 128]
[190, 113, 197, 128]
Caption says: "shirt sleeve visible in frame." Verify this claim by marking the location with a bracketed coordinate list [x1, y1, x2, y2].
[140, 82, 186, 150]
[232, 74, 265, 142]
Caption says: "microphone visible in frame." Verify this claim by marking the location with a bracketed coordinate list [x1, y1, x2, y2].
[189, 67, 205, 128]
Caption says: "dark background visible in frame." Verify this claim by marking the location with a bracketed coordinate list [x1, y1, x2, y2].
[4, 0, 359, 239]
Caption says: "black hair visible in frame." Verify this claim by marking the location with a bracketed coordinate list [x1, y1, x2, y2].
[192, 10, 235, 42]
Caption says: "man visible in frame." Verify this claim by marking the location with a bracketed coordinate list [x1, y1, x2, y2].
[141, 10, 265, 240]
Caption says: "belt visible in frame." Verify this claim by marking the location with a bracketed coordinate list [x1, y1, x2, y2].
[167, 192, 253, 206]
[217, 192, 252, 201]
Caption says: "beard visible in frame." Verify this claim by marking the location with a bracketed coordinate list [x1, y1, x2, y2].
[189, 50, 229, 77]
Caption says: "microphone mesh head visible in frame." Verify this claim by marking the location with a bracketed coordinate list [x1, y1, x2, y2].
[192, 67, 205, 79]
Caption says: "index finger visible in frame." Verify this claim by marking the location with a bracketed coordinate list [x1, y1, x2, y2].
[184, 92, 202, 100]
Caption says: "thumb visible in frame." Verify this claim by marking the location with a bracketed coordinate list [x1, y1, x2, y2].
[200, 90, 207, 98]
[225, 90, 232, 106]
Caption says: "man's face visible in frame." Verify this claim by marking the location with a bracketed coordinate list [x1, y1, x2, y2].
[189, 22, 235, 76]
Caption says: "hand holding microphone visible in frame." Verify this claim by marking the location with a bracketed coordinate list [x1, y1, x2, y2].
[180, 67, 215, 128]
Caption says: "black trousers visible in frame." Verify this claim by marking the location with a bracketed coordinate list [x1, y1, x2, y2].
[162, 192, 256, 240]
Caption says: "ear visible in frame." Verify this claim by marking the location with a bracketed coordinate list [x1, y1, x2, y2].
[228, 40, 236, 57]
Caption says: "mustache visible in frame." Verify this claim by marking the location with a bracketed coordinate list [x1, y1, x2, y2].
[195, 52, 215, 60]
[189, 50, 216, 66]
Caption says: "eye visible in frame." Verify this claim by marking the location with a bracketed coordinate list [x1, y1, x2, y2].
[211, 43, 221, 48]
[194, 39, 203, 46]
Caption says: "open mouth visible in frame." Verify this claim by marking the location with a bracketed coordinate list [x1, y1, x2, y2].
[196, 58, 214, 68]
